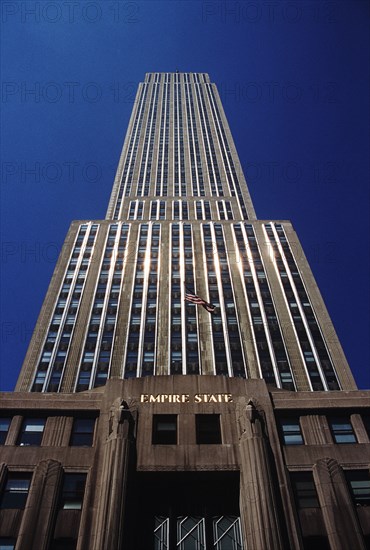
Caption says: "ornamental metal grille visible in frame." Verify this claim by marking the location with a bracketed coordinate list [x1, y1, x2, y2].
[153, 515, 243, 549]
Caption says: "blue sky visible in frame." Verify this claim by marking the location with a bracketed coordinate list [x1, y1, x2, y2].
[1, 0, 369, 390]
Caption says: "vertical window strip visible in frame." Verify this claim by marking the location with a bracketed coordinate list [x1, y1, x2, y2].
[159, 201, 166, 220]
[202, 225, 230, 376]
[242, 224, 295, 389]
[141, 224, 161, 376]
[113, 83, 148, 217]
[124, 224, 148, 378]
[205, 84, 248, 219]
[194, 84, 216, 195]
[217, 201, 225, 220]
[75, 224, 130, 391]
[137, 82, 160, 196]
[32, 224, 98, 392]
[137, 201, 143, 220]
[182, 200, 189, 220]
[195, 201, 211, 220]
[173, 80, 179, 195]
[128, 201, 144, 220]
[204, 201, 211, 220]
[233, 224, 276, 385]
[225, 201, 233, 219]
[245, 224, 295, 389]
[264, 224, 326, 391]
[128, 201, 136, 220]
[173, 81, 185, 196]
[184, 224, 201, 374]
[150, 201, 158, 220]
[213, 224, 246, 377]
[196, 201, 203, 220]
[196, 83, 223, 196]
[94, 224, 129, 387]
[156, 82, 170, 196]
[173, 201, 180, 220]
[274, 224, 340, 390]
[184, 81, 204, 197]
[170, 224, 183, 374]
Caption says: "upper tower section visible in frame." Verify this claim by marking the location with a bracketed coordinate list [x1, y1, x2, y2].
[106, 72, 256, 222]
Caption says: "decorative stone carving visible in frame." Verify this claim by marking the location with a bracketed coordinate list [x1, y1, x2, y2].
[17, 459, 63, 550]
[313, 458, 366, 550]
[237, 398, 264, 440]
[237, 397, 283, 550]
[92, 398, 137, 550]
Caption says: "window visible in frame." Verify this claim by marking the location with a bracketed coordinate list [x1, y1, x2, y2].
[196, 415, 222, 444]
[60, 473, 87, 510]
[0, 418, 11, 445]
[69, 418, 95, 447]
[152, 415, 177, 444]
[362, 415, 370, 439]
[328, 416, 357, 444]
[0, 473, 32, 509]
[17, 418, 45, 446]
[290, 472, 319, 508]
[280, 418, 304, 445]
[0, 539, 16, 550]
[345, 470, 370, 506]
[50, 539, 76, 550]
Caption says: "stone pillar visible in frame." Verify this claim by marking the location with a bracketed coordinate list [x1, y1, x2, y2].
[92, 399, 136, 550]
[313, 458, 365, 550]
[300, 415, 332, 445]
[351, 414, 370, 443]
[17, 459, 63, 550]
[237, 399, 283, 550]
[43, 416, 73, 446]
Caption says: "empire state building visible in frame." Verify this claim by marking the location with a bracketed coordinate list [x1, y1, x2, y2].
[0, 73, 369, 550]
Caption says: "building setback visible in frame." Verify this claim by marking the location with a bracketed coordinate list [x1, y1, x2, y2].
[0, 72, 369, 550]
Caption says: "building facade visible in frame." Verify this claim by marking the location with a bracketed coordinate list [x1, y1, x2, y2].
[0, 73, 369, 550]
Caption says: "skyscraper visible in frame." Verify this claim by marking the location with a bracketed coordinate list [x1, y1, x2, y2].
[15, 72, 355, 393]
[1, 73, 369, 550]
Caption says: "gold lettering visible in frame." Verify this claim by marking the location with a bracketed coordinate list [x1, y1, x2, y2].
[149, 395, 160, 403]
[140, 393, 233, 404]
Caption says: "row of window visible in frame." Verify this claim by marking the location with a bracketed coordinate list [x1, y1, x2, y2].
[0, 417, 95, 447]
[153, 414, 221, 445]
[129, 200, 235, 220]
[0, 471, 86, 510]
[280, 414, 370, 445]
[145, 72, 209, 84]
[3, 414, 367, 448]
[0, 471, 86, 550]
[291, 469, 370, 508]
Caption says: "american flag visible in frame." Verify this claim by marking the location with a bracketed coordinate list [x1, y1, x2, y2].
[184, 290, 216, 314]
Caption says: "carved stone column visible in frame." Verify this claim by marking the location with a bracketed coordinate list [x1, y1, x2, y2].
[17, 459, 63, 550]
[237, 399, 283, 550]
[300, 415, 332, 445]
[313, 458, 365, 550]
[92, 399, 136, 550]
